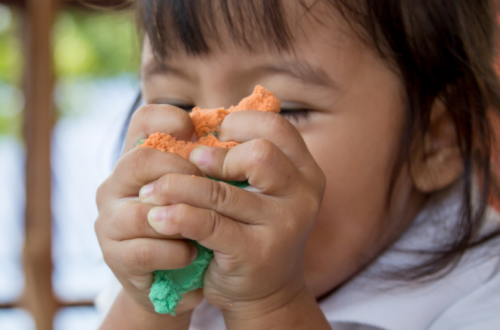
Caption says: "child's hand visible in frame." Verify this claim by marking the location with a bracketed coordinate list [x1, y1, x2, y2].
[139, 110, 326, 321]
[95, 105, 206, 322]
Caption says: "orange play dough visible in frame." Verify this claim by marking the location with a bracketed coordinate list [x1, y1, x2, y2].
[139, 85, 280, 158]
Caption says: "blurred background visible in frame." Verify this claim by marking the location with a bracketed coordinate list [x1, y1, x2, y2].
[0, 0, 139, 329]
[1, 1, 500, 330]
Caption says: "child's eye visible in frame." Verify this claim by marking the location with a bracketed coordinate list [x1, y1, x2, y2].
[151, 100, 312, 121]
[279, 101, 312, 122]
[152, 100, 194, 112]
[280, 108, 311, 121]
[175, 104, 195, 112]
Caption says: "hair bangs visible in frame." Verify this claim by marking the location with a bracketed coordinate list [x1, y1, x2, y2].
[137, 0, 294, 58]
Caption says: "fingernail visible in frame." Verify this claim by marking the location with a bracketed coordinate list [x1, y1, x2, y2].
[139, 183, 154, 200]
[148, 207, 166, 224]
[190, 244, 199, 262]
[190, 146, 211, 166]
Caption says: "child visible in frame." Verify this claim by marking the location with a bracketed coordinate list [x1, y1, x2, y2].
[94, 0, 500, 329]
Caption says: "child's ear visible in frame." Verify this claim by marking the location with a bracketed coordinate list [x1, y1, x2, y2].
[410, 101, 463, 193]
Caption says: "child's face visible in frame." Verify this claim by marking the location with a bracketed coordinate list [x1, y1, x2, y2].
[140, 6, 426, 297]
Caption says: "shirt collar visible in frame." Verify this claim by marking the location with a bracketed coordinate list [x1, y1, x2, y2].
[319, 181, 500, 330]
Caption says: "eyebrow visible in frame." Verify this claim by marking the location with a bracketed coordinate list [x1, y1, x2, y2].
[142, 61, 193, 81]
[143, 59, 337, 88]
[254, 60, 338, 88]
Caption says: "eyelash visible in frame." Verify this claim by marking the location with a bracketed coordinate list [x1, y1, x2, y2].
[176, 105, 193, 112]
[155, 103, 311, 121]
[279, 108, 311, 121]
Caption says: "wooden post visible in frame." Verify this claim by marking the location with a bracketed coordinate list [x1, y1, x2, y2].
[22, 0, 59, 329]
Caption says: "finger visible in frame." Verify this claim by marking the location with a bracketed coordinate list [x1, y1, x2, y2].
[176, 289, 204, 315]
[106, 238, 198, 276]
[140, 174, 273, 224]
[123, 104, 194, 155]
[189, 140, 301, 195]
[218, 111, 317, 173]
[147, 203, 249, 256]
[95, 199, 184, 241]
[101, 146, 202, 205]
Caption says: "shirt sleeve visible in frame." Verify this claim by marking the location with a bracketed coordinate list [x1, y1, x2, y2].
[330, 322, 385, 330]
[428, 267, 500, 330]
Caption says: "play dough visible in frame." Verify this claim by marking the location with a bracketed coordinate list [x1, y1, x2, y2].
[149, 241, 214, 314]
[138, 85, 280, 315]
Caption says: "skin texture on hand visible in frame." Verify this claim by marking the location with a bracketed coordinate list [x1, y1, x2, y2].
[140, 107, 327, 322]
[138, 86, 282, 315]
[96, 103, 208, 329]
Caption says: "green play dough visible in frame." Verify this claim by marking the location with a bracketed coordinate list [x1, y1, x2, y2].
[150, 241, 213, 315]
[150, 179, 250, 315]
[208, 176, 250, 188]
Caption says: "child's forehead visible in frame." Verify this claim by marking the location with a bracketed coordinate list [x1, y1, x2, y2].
[138, 0, 356, 61]
[141, 39, 340, 90]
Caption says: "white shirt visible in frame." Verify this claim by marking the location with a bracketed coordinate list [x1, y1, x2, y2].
[96, 181, 500, 330]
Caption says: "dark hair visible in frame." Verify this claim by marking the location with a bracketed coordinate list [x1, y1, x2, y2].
[129, 0, 500, 281]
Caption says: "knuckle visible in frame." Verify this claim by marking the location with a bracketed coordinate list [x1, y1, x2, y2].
[249, 139, 277, 165]
[131, 148, 154, 180]
[132, 104, 191, 133]
[94, 215, 105, 239]
[263, 112, 289, 134]
[127, 202, 150, 234]
[132, 104, 160, 124]
[171, 203, 188, 221]
[115, 147, 150, 179]
[208, 181, 231, 211]
[94, 203, 124, 241]
[181, 160, 200, 176]
[207, 210, 221, 241]
[94, 205, 117, 240]
[100, 244, 116, 269]
[132, 241, 155, 270]
[175, 243, 193, 268]
[155, 173, 175, 198]
[299, 190, 322, 228]
[221, 111, 235, 126]
[95, 179, 110, 211]
[306, 165, 327, 199]
[316, 168, 327, 194]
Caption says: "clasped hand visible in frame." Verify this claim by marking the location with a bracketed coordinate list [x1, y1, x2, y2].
[95, 103, 326, 322]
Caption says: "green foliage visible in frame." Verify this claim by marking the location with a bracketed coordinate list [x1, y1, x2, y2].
[0, 111, 21, 138]
[0, 5, 22, 137]
[53, 9, 141, 78]
[0, 5, 22, 85]
[0, 6, 141, 136]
